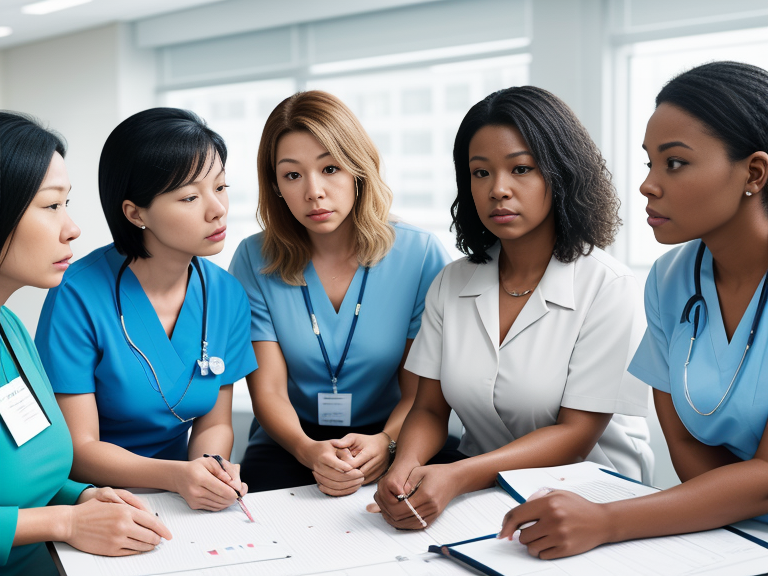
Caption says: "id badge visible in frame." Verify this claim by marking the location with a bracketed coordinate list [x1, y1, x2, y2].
[318, 393, 352, 426]
[0, 377, 51, 446]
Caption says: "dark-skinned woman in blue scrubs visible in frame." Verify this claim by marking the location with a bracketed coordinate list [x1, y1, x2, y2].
[0, 112, 170, 575]
[35, 108, 257, 512]
[500, 61, 768, 559]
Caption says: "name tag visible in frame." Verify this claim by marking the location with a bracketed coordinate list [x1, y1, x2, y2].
[318, 393, 352, 426]
[0, 377, 51, 446]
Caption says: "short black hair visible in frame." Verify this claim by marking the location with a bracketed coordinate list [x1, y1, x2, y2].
[656, 61, 768, 212]
[0, 111, 66, 263]
[99, 107, 227, 260]
[451, 86, 620, 264]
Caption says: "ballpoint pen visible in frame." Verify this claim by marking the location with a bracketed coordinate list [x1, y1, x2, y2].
[203, 453, 254, 522]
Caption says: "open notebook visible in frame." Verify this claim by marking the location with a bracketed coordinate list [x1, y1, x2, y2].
[430, 462, 768, 576]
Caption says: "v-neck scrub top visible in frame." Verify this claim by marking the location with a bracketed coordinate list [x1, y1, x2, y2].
[229, 221, 451, 447]
[405, 243, 654, 482]
[630, 243, 768, 522]
[35, 244, 258, 461]
[0, 307, 90, 569]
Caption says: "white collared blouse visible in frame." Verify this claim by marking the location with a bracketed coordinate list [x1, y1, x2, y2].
[405, 243, 654, 482]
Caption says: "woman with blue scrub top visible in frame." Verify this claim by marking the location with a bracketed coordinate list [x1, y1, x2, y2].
[499, 61, 768, 559]
[35, 108, 257, 512]
[375, 86, 652, 530]
[229, 90, 451, 494]
[0, 112, 170, 576]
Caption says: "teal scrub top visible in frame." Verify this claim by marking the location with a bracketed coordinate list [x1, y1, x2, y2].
[0, 307, 90, 570]
[629, 242, 768, 522]
[35, 244, 258, 461]
[229, 222, 451, 446]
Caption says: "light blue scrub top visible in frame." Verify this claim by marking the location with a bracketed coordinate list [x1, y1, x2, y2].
[0, 307, 90, 573]
[35, 244, 258, 461]
[629, 241, 768, 522]
[229, 222, 451, 446]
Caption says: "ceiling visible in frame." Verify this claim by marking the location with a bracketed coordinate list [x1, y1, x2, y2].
[0, 0, 225, 49]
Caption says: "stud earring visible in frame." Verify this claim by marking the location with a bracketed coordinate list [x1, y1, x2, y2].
[140, 225, 146, 229]
[746, 191, 754, 197]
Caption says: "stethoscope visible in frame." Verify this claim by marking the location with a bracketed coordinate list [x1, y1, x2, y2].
[115, 256, 225, 423]
[681, 242, 768, 416]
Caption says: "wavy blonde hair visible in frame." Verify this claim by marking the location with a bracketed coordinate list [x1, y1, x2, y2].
[257, 91, 395, 285]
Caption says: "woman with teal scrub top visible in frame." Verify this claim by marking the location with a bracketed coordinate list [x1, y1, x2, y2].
[35, 108, 257, 512]
[0, 112, 169, 574]
[499, 62, 768, 559]
[230, 91, 451, 494]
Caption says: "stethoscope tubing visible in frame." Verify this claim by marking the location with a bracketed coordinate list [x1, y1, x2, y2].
[682, 241, 768, 416]
[115, 256, 210, 423]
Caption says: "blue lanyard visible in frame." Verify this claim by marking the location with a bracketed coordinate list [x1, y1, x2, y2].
[301, 267, 369, 394]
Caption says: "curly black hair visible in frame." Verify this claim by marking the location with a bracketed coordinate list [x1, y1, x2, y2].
[451, 86, 620, 264]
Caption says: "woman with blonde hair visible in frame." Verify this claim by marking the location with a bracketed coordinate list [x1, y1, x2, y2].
[230, 90, 450, 494]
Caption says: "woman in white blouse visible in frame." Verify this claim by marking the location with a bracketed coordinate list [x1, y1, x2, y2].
[374, 86, 653, 529]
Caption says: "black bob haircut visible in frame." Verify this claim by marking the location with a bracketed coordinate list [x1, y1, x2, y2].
[656, 61, 768, 213]
[451, 86, 620, 264]
[99, 107, 227, 260]
[0, 111, 66, 263]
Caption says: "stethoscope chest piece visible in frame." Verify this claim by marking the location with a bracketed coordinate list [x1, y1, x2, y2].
[209, 357, 225, 375]
[197, 356, 225, 376]
[209, 357, 226, 375]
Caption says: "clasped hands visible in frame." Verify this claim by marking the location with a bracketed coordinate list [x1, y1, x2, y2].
[302, 432, 391, 496]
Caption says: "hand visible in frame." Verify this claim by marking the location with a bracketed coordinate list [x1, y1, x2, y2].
[374, 463, 460, 530]
[331, 433, 391, 484]
[204, 454, 248, 496]
[498, 491, 612, 559]
[76, 487, 152, 514]
[65, 497, 172, 556]
[173, 457, 248, 511]
[302, 439, 365, 497]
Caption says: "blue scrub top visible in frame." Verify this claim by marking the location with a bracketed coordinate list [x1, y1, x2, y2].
[35, 244, 258, 461]
[629, 242, 768, 522]
[229, 221, 451, 446]
[0, 307, 90, 570]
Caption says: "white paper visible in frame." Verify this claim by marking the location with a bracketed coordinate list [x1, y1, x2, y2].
[55, 492, 290, 576]
[55, 483, 519, 576]
[498, 461, 659, 503]
[454, 462, 768, 576]
[0, 376, 50, 446]
[447, 528, 768, 576]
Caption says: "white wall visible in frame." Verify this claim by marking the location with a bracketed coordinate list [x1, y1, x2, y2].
[1, 23, 157, 334]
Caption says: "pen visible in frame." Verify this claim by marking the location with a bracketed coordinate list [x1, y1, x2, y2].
[397, 478, 427, 528]
[203, 453, 254, 522]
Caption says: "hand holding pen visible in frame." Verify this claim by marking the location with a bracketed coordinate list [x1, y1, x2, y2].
[203, 454, 254, 522]
[374, 463, 460, 530]
[172, 454, 248, 513]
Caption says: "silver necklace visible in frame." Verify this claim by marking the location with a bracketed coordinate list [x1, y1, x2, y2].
[499, 272, 535, 297]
